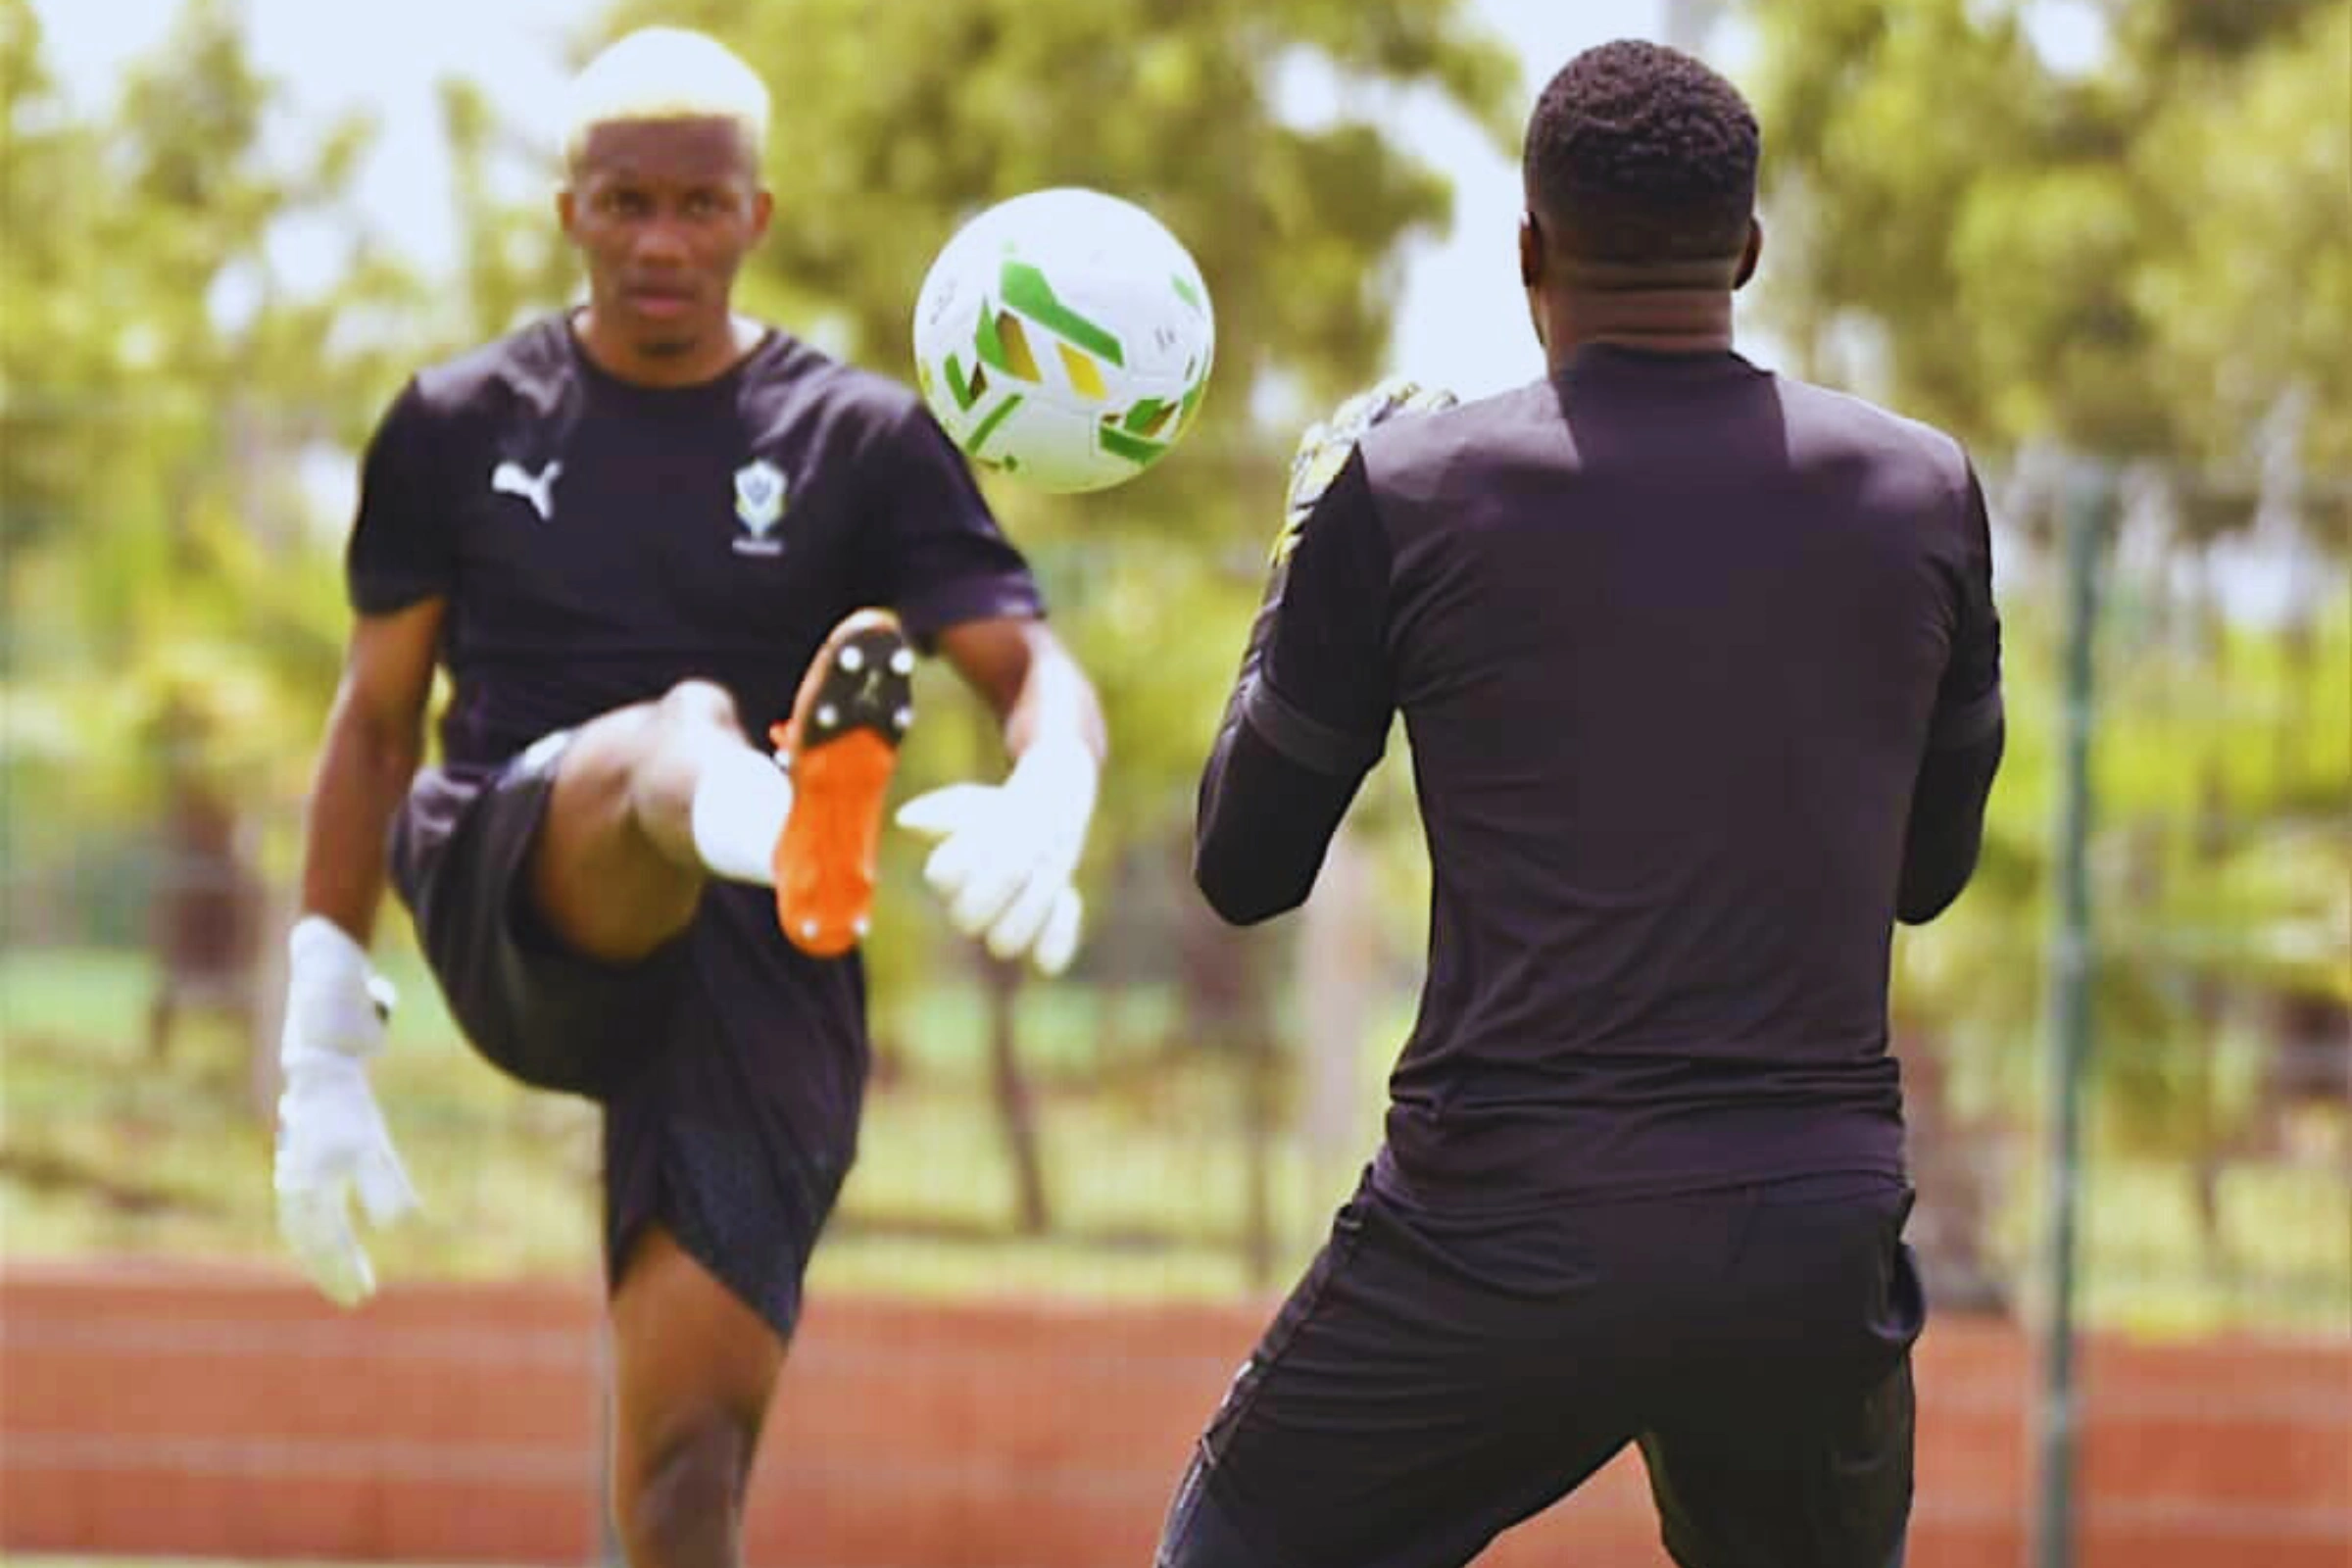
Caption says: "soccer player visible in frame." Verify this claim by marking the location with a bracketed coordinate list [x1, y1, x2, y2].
[1157, 39, 2001, 1568]
[270, 27, 1102, 1568]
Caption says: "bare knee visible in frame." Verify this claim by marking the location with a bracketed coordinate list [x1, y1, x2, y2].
[609, 1228, 784, 1568]
[560, 682, 743, 809]
[528, 682, 751, 960]
[650, 679, 742, 738]
[616, 1408, 756, 1568]
[627, 680, 750, 833]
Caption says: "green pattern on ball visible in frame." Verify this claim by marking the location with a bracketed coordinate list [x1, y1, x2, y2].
[965, 392, 1025, 459]
[999, 261, 1125, 368]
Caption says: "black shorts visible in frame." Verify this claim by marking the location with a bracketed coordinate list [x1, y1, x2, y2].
[1158, 1170, 1923, 1568]
[390, 733, 684, 1099]
[389, 735, 868, 1340]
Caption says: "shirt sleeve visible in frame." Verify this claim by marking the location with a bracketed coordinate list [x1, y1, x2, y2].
[1928, 462, 2003, 749]
[858, 398, 1045, 651]
[344, 378, 459, 615]
[1195, 719, 1364, 925]
[1244, 446, 1396, 771]
[1193, 445, 1395, 924]
[1896, 721, 2002, 923]
[1898, 457, 2007, 923]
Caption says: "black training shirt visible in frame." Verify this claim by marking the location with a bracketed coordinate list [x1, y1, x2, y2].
[348, 314, 1041, 772]
[1201, 345, 2002, 1205]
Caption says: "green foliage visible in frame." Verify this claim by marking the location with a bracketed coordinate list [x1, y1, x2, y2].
[437, 76, 578, 344]
[3, 0, 428, 921]
[1898, 565, 2351, 1154]
[1742, 0, 2352, 476]
[1742, 0, 2351, 1182]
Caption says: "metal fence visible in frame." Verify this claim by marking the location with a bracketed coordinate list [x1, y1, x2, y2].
[3, 417, 2347, 1565]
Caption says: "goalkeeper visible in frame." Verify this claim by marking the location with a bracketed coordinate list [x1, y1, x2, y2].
[1157, 39, 2002, 1568]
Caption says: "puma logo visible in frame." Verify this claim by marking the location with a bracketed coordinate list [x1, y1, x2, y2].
[491, 459, 562, 521]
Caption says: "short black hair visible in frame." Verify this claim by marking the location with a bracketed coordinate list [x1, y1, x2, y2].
[1523, 39, 1759, 268]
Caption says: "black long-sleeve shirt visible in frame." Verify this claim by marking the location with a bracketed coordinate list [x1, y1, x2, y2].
[1195, 347, 2004, 1205]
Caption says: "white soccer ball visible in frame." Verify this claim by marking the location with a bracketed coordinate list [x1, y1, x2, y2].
[912, 187, 1215, 494]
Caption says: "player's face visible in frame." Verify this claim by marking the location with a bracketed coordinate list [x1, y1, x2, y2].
[561, 117, 773, 380]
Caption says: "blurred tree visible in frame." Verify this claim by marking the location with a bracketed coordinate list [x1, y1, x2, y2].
[2, 0, 423, 1098]
[437, 76, 578, 346]
[1740, 0, 2352, 1305]
[1901, 564, 2350, 1295]
[1741, 0, 2352, 484]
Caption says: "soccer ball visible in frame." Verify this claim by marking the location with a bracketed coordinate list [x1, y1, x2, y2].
[912, 187, 1215, 494]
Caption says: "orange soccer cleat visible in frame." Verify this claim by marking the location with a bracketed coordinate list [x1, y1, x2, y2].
[768, 609, 915, 957]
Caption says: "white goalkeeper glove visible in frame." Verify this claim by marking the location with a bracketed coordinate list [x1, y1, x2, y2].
[272, 915, 417, 1308]
[894, 737, 1095, 977]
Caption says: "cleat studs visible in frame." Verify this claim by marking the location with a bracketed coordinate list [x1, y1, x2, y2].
[893, 706, 914, 732]
[816, 703, 838, 727]
[801, 918, 821, 940]
[838, 644, 864, 673]
[889, 648, 914, 676]
[854, 915, 870, 937]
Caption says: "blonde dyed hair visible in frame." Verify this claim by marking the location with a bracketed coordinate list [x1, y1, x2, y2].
[560, 26, 771, 171]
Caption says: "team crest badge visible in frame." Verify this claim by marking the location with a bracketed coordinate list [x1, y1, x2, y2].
[732, 459, 788, 556]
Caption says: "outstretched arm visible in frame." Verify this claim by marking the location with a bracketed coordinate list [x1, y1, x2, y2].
[932, 615, 1106, 766]
[274, 598, 441, 1308]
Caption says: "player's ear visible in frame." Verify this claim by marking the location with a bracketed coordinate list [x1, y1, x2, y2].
[1519, 213, 1553, 354]
[557, 184, 580, 240]
[750, 187, 774, 242]
[1733, 217, 1762, 291]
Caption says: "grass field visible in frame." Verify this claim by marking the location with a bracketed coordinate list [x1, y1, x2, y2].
[0, 946, 1361, 1300]
[4, 947, 2347, 1328]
